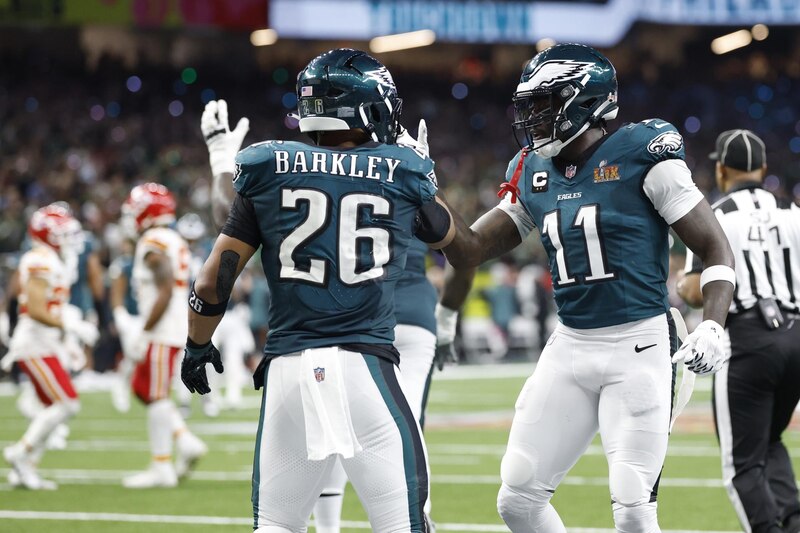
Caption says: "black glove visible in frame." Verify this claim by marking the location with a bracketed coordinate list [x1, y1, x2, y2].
[433, 343, 458, 371]
[181, 339, 224, 395]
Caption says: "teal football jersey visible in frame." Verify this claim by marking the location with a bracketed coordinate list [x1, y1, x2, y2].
[234, 140, 438, 356]
[394, 238, 437, 334]
[503, 120, 686, 328]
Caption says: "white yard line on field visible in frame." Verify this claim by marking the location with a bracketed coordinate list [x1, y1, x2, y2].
[0, 439, 724, 458]
[0, 467, 732, 488]
[0, 510, 741, 532]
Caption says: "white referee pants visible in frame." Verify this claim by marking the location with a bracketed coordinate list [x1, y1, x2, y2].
[252, 350, 429, 533]
[497, 314, 675, 533]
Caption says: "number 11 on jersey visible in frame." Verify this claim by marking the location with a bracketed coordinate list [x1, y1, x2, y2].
[541, 204, 616, 287]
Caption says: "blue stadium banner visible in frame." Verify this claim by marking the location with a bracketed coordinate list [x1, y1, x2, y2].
[271, 0, 800, 46]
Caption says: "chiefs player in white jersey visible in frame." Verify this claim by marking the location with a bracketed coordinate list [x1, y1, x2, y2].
[116, 183, 207, 488]
[3, 204, 99, 490]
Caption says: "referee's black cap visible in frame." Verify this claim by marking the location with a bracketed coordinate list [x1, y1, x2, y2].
[709, 129, 766, 172]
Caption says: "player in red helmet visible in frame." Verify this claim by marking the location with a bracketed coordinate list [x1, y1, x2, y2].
[3, 204, 99, 490]
[116, 183, 207, 488]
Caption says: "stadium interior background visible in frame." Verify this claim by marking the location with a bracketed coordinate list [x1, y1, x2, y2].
[2, 0, 800, 370]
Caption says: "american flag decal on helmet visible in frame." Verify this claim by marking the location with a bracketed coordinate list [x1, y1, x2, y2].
[313, 367, 325, 383]
[301, 86, 313, 97]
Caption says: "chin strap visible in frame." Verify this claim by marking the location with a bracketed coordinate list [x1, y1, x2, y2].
[497, 148, 530, 204]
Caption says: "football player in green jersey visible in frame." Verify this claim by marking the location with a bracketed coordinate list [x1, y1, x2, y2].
[438, 43, 736, 532]
[184, 49, 454, 533]
[200, 95, 443, 532]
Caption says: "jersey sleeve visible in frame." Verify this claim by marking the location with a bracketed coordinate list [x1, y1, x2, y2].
[233, 141, 278, 198]
[642, 159, 704, 224]
[495, 151, 536, 239]
[637, 119, 686, 164]
[416, 158, 438, 205]
[394, 145, 438, 206]
[220, 193, 262, 248]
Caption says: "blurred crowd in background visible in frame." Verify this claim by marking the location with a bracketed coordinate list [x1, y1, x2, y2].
[1, 24, 799, 371]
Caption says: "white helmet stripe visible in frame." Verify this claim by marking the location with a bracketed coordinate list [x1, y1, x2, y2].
[358, 104, 379, 142]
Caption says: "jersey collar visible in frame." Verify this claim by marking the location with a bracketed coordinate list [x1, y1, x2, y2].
[552, 130, 614, 178]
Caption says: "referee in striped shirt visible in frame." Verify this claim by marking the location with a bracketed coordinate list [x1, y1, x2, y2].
[678, 129, 800, 533]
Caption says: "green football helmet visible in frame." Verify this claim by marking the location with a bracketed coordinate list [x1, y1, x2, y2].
[512, 43, 618, 158]
[296, 48, 402, 144]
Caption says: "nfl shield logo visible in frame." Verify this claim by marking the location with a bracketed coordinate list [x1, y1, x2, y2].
[565, 165, 577, 179]
[313, 367, 325, 383]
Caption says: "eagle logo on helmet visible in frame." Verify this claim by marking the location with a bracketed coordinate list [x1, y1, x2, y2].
[527, 60, 594, 90]
[364, 66, 395, 91]
[647, 131, 684, 155]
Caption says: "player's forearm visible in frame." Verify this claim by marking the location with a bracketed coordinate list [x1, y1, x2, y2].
[87, 255, 105, 299]
[211, 172, 235, 231]
[109, 276, 127, 310]
[188, 312, 224, 345]
[700, 280, 733, 326]
[188, 242, 250, 343]
[440, 263, 476, 311]
[188, 269, 228, 344]
[695, 235, 735, 325]
[442, 208, 522, 269]
[440, 215, 486, 269]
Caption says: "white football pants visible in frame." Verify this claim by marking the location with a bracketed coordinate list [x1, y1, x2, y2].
[394, 324, 436, 424]
[252, 350, 430, 533]
[497, 314, 675, 533]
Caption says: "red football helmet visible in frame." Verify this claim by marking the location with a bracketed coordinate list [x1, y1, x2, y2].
[28, 204, 84, 255]
[122, 183, 177, 234]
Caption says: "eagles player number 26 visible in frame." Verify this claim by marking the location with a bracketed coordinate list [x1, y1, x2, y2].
[541, 204, 615, 287]
[279, 188, 391, 285]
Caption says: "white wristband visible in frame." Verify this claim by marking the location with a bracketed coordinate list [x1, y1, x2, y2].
[700, 265, 736, 290]
[434, 303, 459, 345]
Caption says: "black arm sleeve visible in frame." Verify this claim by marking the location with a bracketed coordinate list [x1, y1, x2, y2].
[8, 297, 18, 335]
[220, 193, 261, 248]
[94, 297, 110, 332]
[414, 200, 452, 244]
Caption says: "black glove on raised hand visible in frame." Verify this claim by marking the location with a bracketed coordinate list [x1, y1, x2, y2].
[181, 339, 224, 395]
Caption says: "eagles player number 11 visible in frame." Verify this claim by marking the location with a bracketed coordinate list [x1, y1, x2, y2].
[279, 188, 391, 286]
[542, 203, 616, 286]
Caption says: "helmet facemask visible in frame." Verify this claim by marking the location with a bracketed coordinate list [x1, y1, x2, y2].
[514, 80, 616, 159]
[512, 88, 564, 156]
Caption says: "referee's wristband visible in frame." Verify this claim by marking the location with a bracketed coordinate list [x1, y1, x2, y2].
[700, 265, 736, 290]
[188, 282, 229, 316]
